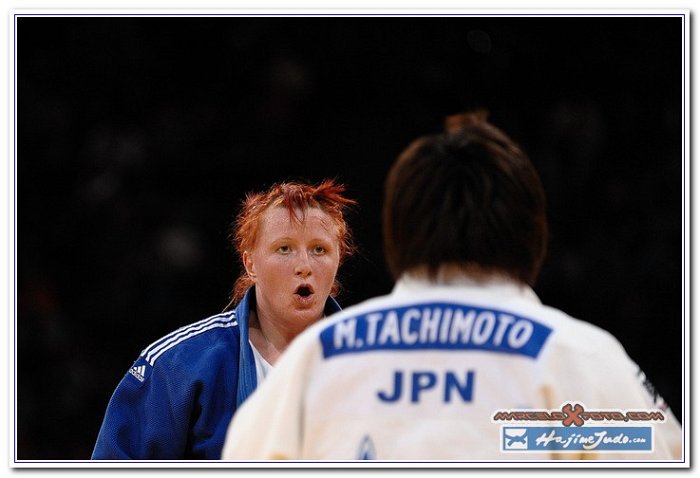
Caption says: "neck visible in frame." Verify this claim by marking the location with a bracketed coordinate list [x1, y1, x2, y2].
[407, 263, 518, 285]
[248, 309, 315, 365]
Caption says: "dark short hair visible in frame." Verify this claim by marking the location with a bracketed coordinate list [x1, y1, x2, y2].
[382, 110, 548, 286]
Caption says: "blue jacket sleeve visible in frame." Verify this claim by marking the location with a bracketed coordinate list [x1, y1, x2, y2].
[91, 355, 193, 459]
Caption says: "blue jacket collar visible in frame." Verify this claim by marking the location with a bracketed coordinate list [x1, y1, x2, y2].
[234, 287, 342, 407]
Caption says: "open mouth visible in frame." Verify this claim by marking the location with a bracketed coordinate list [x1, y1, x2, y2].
[295, 285, 314, 298]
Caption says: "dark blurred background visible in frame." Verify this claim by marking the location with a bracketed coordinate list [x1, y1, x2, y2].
[16, 15, 684, 460]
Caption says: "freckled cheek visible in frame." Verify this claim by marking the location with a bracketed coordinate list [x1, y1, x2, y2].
[314, 257, 340, 283]
[263, 256, 295, 274]
[256, 258, 296, 294]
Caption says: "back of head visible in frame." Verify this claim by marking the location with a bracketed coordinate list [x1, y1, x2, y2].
[382, 110, 548, 286]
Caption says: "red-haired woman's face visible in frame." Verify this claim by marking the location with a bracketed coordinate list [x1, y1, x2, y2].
[243, 206, 340, 329]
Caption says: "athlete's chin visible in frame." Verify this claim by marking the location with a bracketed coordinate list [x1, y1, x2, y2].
[290, 304, 325, 325]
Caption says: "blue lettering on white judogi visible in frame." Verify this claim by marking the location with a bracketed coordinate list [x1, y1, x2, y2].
[377, 370, 476, 403]
[320, 302, 552, 359]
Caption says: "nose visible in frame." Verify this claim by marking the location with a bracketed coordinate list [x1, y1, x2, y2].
[295, 251, 312, 278]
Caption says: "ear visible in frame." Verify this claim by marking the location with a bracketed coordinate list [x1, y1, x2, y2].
[243, 251, 256, 280]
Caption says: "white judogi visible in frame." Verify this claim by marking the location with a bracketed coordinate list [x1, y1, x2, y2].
[221, 275, 683, 462]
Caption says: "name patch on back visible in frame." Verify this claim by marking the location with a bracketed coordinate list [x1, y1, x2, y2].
[320, 302, 552, 359]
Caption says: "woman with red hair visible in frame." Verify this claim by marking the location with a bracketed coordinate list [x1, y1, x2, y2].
[92, 179, 356, 459]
